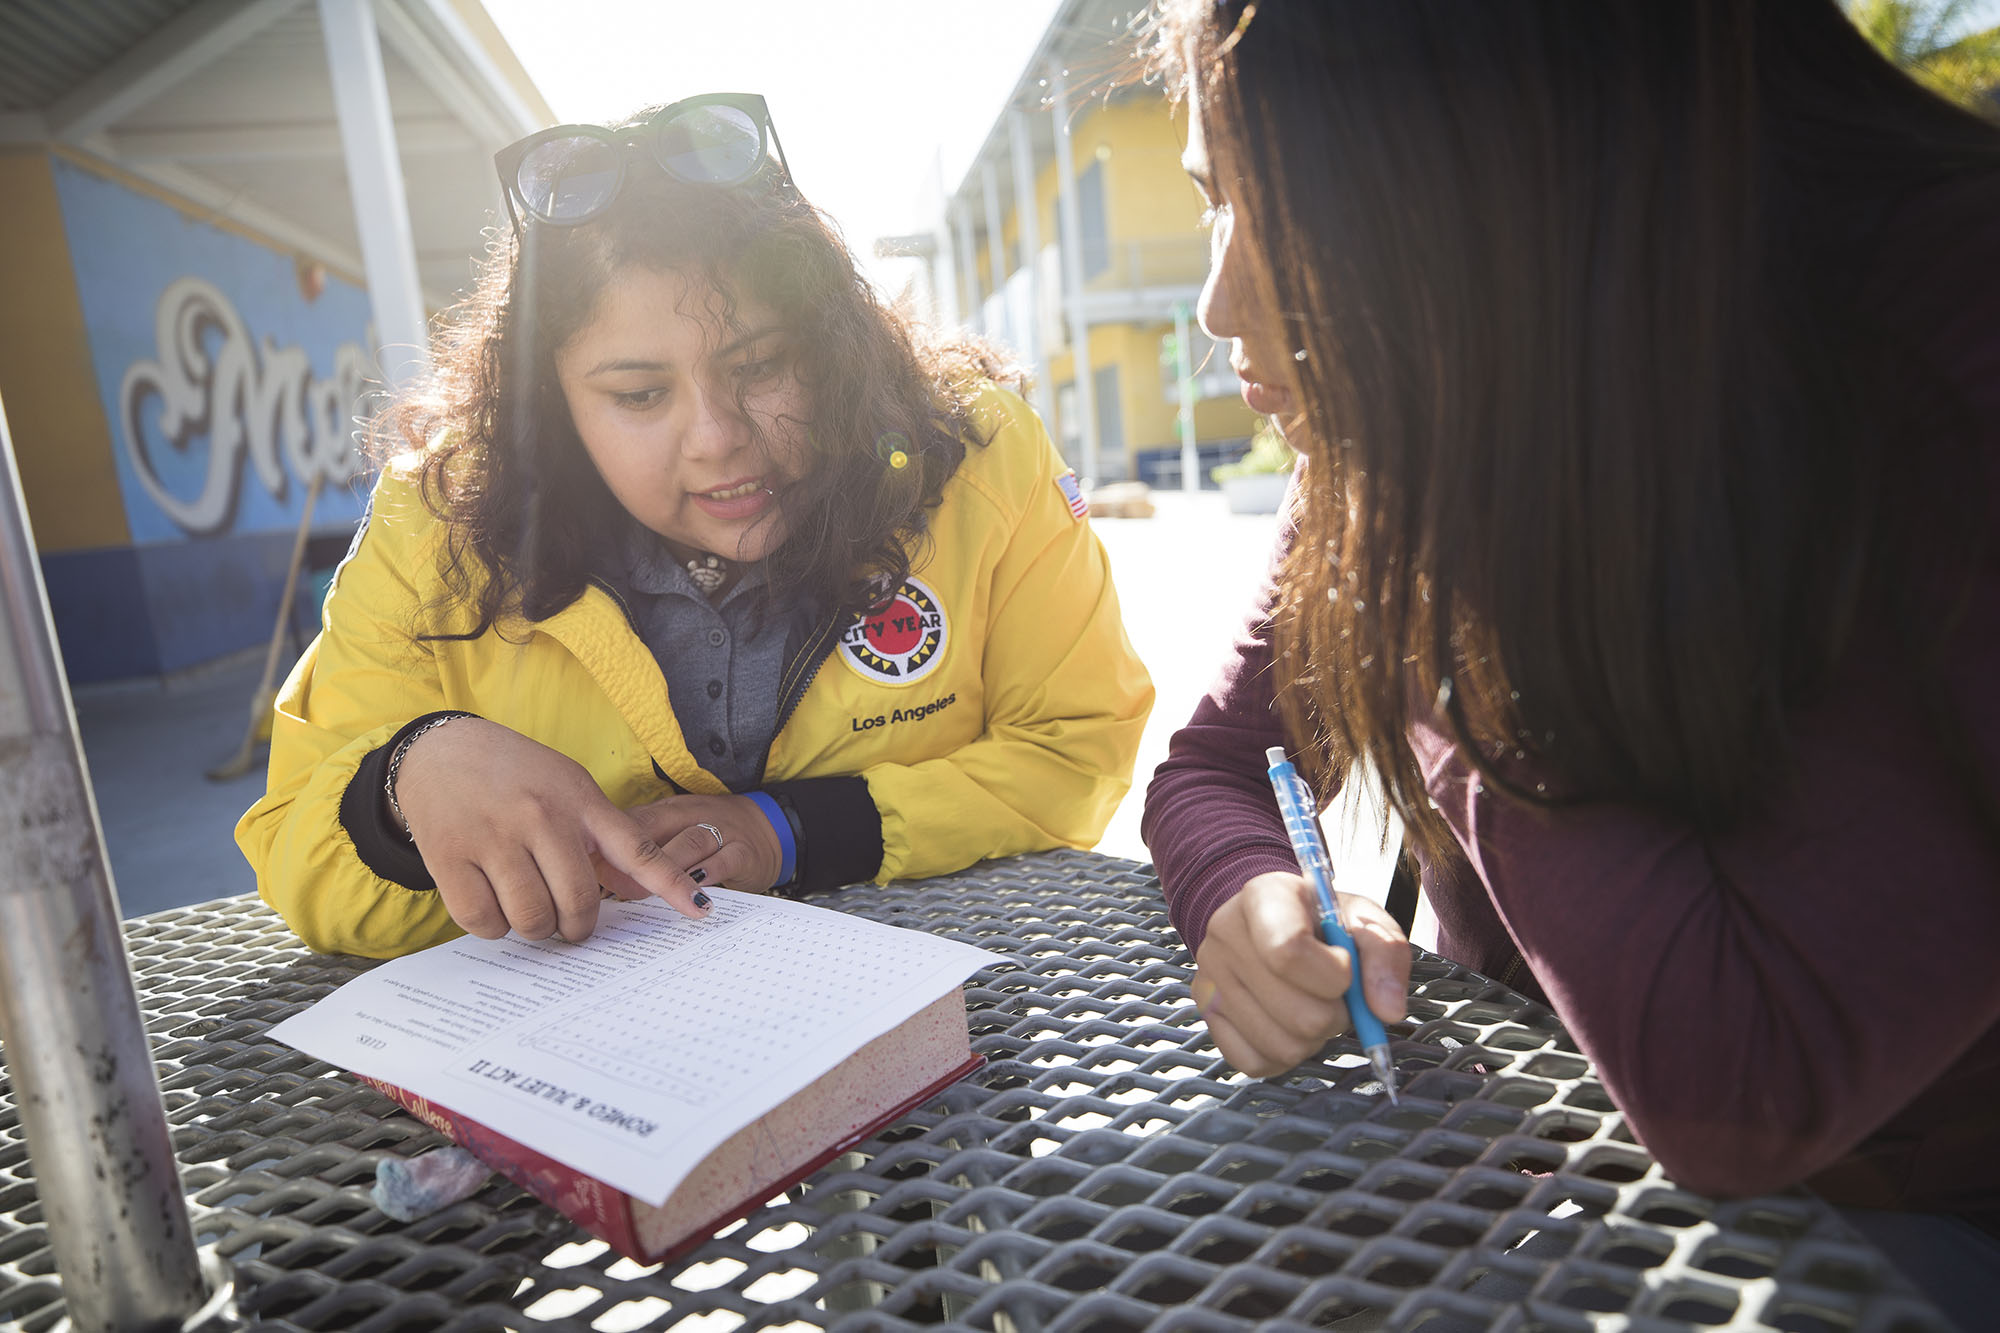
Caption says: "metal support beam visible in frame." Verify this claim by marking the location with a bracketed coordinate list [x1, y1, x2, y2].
[319, 0, 430, 392]
[373, 0, 519, 151]
[47, 0, 302, 142]
[1007, 107, 1056, 447]
[930, 149, 959, 328]
[0, 397, 211, 1332]
[1173, 301, 1200, 492]
[981, 159, 1007, 343]
[929, 230, 959, 328]
[1049, 67, 1100, 484]
[404, 0, 545, 140]
[86, 151, 371, 295]
[953, 201, 980, 333]
[109, 118, 473, 164]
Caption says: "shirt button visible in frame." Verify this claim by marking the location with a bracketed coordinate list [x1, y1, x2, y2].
[707, 629, 727, 647]
[707, 736, 727, 757]
[707, 679, 723, 699]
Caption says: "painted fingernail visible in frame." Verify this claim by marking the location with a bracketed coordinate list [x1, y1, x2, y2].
[692, 891, 711, 909]
[689, 867, 707, 884]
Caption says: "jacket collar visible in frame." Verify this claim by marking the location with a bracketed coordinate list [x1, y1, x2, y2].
[519, 586, 732, 796]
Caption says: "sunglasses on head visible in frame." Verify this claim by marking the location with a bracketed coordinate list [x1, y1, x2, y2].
[494, 92, 794, 232]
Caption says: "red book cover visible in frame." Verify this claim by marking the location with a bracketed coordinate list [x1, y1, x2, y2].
[359, 990, 981, 1263]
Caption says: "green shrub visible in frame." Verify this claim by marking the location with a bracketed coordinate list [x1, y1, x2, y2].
[1210, 419, 1297, 483]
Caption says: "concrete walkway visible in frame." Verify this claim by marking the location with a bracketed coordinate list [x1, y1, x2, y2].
[1089, 489, 1282, 860]
[74, 651, 277, 917]
[71, 489, 1284, 919]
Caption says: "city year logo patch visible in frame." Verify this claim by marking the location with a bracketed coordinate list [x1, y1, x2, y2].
[840, 576, 947, 684]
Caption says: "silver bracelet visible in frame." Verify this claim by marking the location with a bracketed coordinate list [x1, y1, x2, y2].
[385, 713, 473, 838]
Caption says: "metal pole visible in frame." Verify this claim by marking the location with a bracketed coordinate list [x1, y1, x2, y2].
[0, 398, 210, 1329]
[319, 0, 430, 391]
[953, 201, 981, 333]
[1174, 300, 1200, 492]
[1048, 66, 1099, 486]
[982, 159, 1008, 343]
[1006, 106, 1056, 440]
[930, 149, 960, 328]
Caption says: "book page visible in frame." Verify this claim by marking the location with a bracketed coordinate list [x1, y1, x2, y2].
[268, 891, 997, 1206]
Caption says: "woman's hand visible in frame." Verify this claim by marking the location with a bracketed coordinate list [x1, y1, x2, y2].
[390, 717, 711, 942]
[613, 794, 786, 895]
[1191, 871, 1412, 1077]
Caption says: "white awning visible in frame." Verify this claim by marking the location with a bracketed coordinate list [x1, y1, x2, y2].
[0, 0, 551, 360]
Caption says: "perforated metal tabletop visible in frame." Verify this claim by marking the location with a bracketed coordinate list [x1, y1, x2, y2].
[0, 851, 1953, 1331]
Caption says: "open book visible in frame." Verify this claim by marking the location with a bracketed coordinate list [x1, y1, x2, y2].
[268, 891, 995, 1262]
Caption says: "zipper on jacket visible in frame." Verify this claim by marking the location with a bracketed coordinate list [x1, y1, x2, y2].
[757, 610, 846, 781]
[773, 613, 844, 734]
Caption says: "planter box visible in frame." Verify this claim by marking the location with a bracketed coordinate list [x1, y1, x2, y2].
[1220, 471, 1289, 515]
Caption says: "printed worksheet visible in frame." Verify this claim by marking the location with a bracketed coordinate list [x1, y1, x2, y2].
[268, 891, 997, 1205]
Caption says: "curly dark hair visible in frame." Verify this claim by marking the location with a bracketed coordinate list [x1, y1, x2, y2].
[372, 119, 1017, 637]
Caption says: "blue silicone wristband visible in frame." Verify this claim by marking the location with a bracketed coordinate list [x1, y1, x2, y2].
[744, 790, 797, 887]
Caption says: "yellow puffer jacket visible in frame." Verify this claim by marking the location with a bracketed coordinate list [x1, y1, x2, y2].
[236, 386, 1153, 956]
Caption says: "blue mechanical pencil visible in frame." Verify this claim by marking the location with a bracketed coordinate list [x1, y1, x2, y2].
[1264, 746, 1400, 1103]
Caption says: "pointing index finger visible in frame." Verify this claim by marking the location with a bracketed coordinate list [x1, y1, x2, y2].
[586, 804, 712, 920]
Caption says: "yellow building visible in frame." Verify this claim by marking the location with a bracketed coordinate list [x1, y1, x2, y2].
[934, 0, 1260, 487]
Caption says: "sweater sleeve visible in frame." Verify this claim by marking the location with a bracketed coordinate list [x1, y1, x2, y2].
[1142, 527, 1312, 955]
[1416, 598, 2000, 1201]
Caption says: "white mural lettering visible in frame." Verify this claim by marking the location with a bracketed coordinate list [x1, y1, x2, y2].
[119, 277, 370, 537]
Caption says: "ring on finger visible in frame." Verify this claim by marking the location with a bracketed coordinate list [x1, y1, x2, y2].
[694, 822, 725, 851]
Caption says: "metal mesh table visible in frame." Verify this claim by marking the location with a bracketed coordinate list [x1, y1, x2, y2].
[0, 850, 1953, 1332]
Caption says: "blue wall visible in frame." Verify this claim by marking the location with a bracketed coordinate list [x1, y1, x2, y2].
[49, 160, 377, 678]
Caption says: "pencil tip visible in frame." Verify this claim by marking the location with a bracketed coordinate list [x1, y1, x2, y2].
[1368, 1048, 1400, 1104]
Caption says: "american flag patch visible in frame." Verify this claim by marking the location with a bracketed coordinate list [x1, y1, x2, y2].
[1056, 469, 1089, 521]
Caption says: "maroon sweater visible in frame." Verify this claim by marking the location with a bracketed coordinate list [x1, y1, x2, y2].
[1143, 211, 2000, 1216]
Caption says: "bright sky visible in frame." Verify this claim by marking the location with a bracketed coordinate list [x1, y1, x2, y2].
[479, 0, 1069, 294]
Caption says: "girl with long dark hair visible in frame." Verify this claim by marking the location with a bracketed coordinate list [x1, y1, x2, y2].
[1142, 3, 2000, 1314]
[241, 93, 1151, 958]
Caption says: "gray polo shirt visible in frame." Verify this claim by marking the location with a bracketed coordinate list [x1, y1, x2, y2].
[598, 525, 820, 792]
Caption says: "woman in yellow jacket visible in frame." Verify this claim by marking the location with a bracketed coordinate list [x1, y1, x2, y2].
[237, 93, 1152, 958]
